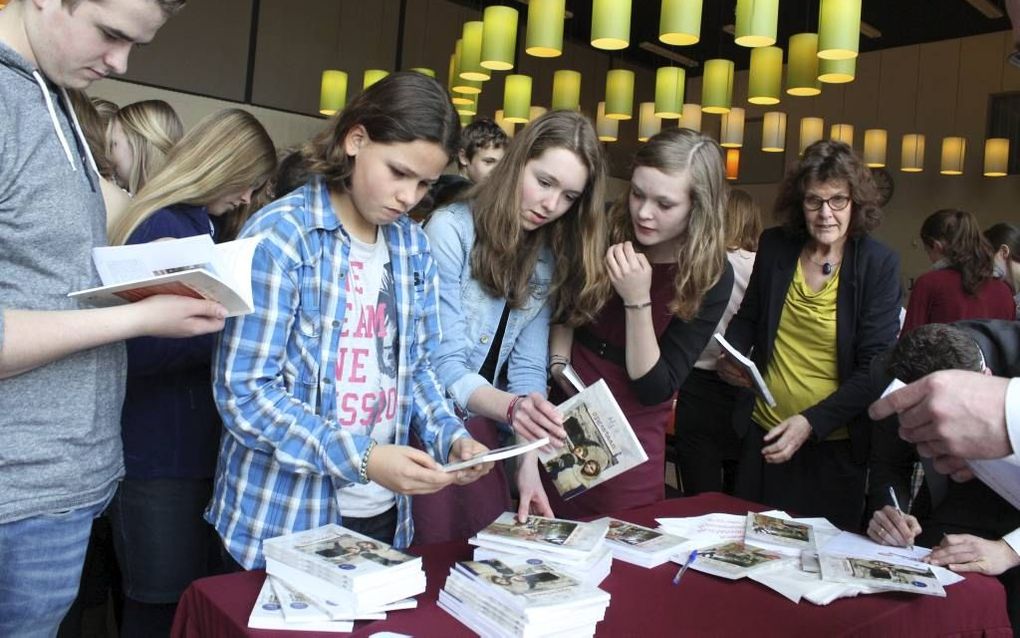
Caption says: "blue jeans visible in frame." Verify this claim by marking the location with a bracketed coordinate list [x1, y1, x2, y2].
[0, 498, 108, 638]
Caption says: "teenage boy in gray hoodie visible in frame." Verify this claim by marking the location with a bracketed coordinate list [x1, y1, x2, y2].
[0, 1, 227, 635]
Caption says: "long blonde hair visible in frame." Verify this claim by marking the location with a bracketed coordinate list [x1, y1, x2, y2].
[108, 99, 183, 193]
[110, 109, 277, 245]
[470, 110, 610, 326]
[608, 127, 728, 321]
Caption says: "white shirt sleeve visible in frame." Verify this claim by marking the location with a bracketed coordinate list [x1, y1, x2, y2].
[1005, 378, 1020, 457]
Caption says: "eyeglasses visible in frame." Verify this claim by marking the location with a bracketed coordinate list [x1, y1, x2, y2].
[803, 194, 851, 211]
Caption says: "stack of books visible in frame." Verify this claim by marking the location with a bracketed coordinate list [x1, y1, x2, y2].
[247, 524, 424, 630]
[469, 512, 613, 585]
[439, 558, 611, 637]
[595, 517, 691, 568]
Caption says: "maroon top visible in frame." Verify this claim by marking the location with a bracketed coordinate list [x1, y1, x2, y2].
[545, 262, 732, 518]
[903, 268, 1016, 334]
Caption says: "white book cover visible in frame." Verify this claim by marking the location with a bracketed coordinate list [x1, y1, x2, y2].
[683, 541, 790, 580]
[470, 537, 607, 568]
[438, 589, 599, 638]
[268, 574, 413, 621]
[537, 379, 648, 500]
[442, 437, 548, 472]
[452, 559, 610, 615]
[744, 512, 817, 556]
[476, 513, 608, 558]
[713, 333, 776, 407]
[817, 554, 946, 597]
[247, 578, 354, 633]
[266, 557, 425, 613]
[596, 518, 690, 566]
[70, 235, 260, 317]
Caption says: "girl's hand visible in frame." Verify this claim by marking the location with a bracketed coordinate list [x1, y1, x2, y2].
[364, 444, 456, 495]
[516, 451, 554, 521]
[511, 392, 566, 448]
[448, 437, 494, 486]
[605, 242, 652, 305]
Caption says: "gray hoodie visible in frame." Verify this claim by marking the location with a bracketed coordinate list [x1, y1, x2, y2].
[0, 42, 125, 523]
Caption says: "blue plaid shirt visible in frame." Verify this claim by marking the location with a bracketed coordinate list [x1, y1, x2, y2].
[206, 178, 468, 569]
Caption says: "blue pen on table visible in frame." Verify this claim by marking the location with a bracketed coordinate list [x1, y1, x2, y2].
[888, 486, 914, 551]
[672, 550, 698, 586]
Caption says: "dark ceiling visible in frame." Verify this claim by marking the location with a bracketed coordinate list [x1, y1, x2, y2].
[448, 0, 1014, 76]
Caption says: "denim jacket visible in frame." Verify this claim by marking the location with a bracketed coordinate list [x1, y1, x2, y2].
[207, 178, 468, 568]
[425, 202, 554, 413]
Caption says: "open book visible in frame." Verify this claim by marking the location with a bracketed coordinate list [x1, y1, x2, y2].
[70, 235, 259, 317]
[714, 333, 776, 407]
[538, 379, 647, 500]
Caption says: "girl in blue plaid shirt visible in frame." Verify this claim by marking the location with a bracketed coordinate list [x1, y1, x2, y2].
[207, 73, 492, 569]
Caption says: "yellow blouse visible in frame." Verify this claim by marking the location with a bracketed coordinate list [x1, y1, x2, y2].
[752, 260, 848, 440]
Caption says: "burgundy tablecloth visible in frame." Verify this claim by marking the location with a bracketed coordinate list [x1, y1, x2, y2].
[171, 493, 1013, 637]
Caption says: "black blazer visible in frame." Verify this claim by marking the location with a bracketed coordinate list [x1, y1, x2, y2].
[725, 226, 902, 458]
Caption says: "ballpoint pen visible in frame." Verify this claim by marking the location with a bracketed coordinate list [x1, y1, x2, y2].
[672, 549, 698, 585]
[888, 486, 914, 551]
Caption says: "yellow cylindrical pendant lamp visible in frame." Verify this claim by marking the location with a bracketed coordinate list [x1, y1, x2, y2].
[748, 46, 783, 105]
[605, 68, 635, 120]
[410, 67, 435, 78]
[459, 112, 472, 126]
[495, 109, 515, 137]
[679, 103, 702, 131]
[940, 136, 966, 175]
[654, 67, 685, 118]
[901, 133, 925, 173]
[503, 74, 532, 123]
[725, 148, 740, 180]
[799, 116, 824, 155]
[984, 138, 1010, 177]
[659, 0, 702, 45]
[319, 70, 348, 115]
[451, 42, 482, 93]
[551, 70, 582, 110]
[735, 0, 778, 47]
[818, 57, 856, 83]
[818, 0, 862, 60]
[459, 21, 490, 81]
[786, 33, 821, 96]
[453, 78, 483, 96]
[761, 111, 787, 152]
[863, 129, 888, 167]
[720, 107, 745, 148]
[591, 0, 632, 50]
[481, 5, 518, 71]
[456, 92, 479, 116]
[596, 102, 619, 142]
[638, 102, 661, 142]
[451, 94, 472, 106]
[830, 123, 854, 147]
[526, 0, 565, 57]
[363, 69, 388, 89]
[701, 59, 734, 114]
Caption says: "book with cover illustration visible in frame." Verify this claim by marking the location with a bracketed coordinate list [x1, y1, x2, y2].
[471, 544, 613, 586]
[713, 333, 776, 407]
[818, 554, 946, 597]
[744, 512, 816, 556]
[595, 517, 691, 568]
[537, 379, 648, 500]
[70, 234, 259, 317]
[475, 513, 608, 559]
[450, 559, 610, 617]
[684, 541, 789, 580]
[247, 578, 355, 632]
[263, 524, 421, 593]
[442, 437, 548, 472]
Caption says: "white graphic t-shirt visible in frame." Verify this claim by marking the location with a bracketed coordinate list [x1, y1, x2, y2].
[335, 230, 399, 517]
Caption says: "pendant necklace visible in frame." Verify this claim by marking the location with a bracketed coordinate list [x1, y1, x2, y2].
[806, 253, 841, 275]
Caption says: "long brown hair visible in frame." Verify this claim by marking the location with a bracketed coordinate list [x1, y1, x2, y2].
[921, 208, 995, 295]
[110, 109, 276, 245]
[469, 110, 609, 326]
[725, 188, 763, 252]
[607, 127, 728, 321]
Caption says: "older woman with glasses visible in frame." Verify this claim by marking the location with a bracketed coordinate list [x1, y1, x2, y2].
[718, 140, 902, 531]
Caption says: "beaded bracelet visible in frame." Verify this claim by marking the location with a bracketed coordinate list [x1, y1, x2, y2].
[505, 394, 526, 425]
[359, 439, 378, 483]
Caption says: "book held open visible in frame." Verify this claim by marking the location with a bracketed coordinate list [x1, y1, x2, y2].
[70, 235, 259, 317]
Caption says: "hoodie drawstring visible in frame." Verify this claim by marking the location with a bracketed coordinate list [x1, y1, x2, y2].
[61, 86, 100, 176]
[32, 70, 75, 171]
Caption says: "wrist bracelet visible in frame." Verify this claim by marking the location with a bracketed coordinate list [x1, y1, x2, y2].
[506, 394, 526, 425]
[359, 439, 377, 484]
[623, 301, 652, 310]
[548, 355, 569, 375]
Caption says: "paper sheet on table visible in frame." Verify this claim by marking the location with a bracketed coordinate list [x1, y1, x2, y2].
[655, 513, 747, 548]
[820, 531, 964, 586]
